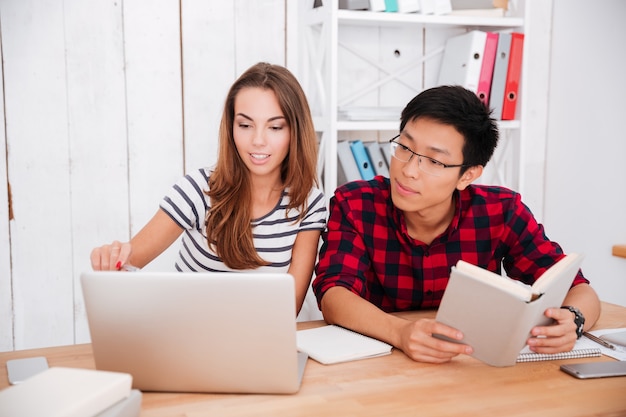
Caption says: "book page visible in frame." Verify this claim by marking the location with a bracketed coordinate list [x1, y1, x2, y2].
[455, 260, 532, 302]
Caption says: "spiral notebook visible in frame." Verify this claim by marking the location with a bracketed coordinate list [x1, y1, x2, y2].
[516, 337, 602, 363]
[297, 325, 392, 365]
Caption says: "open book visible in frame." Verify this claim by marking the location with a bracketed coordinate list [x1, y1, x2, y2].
[435, 253, 584, 367]
[297, 325, 392, 365]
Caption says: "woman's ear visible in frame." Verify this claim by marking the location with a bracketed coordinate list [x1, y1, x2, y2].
[456, 165, 483, 190]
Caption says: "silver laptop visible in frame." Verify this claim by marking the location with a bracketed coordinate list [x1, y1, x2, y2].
[80, 271, 308, 394]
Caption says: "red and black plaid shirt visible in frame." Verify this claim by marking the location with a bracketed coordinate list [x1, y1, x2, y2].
[313, 177, 588, 312]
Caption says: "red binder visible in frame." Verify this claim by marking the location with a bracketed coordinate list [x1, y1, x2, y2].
[501, 32, 524, 120]
[476, 32, 498, 106]
[476, 32, 499, 107]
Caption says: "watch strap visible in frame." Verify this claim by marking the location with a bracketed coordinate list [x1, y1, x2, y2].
[561, 305, 585, 339]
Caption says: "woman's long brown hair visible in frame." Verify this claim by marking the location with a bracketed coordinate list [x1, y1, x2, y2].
[206, 62, 319, 270]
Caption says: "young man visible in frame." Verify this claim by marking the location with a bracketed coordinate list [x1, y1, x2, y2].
[313, 85, 600, 364]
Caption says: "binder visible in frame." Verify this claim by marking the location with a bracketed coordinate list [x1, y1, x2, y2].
[437, 30, 487, 94]
[397, 0, 421, 13]
[350, 140, 377, 180]
[384, 0, 398, 12]
[489, 32, 512, 120]
[365, 141, 390, 177]
[450, 0, 505, 16]
[501, 32, 524, 120]
[337, 141, 362, 184]
[339, 0, 370, 9]
[420, 0, 436, 14]
[420, 0, 452, 15]
[369, 0, 387, 11]
[476, 32, 498, 107]
[381, 141, 394, 167]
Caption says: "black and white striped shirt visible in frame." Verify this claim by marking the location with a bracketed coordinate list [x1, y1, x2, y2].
[160, 168, 327, 273]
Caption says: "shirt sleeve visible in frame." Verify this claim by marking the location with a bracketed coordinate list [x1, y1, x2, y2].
[313, 186, 372, 307]
[159, 168, 210, 231]
[501, 192, 589, 287]
[298, 188, 327, 232]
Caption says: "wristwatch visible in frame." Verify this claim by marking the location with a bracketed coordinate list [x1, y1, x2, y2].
[561, 306, 585, 339]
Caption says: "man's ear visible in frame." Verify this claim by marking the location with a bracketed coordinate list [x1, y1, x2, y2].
[456, 165, 483, 190]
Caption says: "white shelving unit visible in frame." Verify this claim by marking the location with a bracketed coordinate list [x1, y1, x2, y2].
[289, 0, 549, 206]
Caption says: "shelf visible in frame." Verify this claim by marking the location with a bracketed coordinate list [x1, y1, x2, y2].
[333, 119, 520, 131]
[336, 10, 524, 28]
[297, 1, 531, 200]
[337, 120, 399, 131]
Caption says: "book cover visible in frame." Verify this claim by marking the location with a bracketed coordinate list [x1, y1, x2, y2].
[0, 367, 132, 417]
[434, 253, 584, 367]
[297, 325, 393, 365]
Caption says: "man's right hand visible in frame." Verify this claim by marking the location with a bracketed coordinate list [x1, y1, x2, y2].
[396, 318, 473, 364]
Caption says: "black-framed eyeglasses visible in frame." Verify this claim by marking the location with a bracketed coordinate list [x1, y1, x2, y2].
[388, 134, 470, 177]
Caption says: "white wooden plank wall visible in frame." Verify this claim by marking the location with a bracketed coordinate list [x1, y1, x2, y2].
[64, 0, 130, 346]
[0, 0, 285, 352]
[0, 7, 11, 350]
[181, 1, 234, 173]
[1, 0, 75, 352]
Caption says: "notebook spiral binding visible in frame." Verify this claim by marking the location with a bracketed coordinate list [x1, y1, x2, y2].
[516, 348, 602, 363]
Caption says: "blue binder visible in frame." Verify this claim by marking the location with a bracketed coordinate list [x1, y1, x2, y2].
[365, 141, 390, 177]
[350, 140, 376, 180]
[384, 0, 398, 12]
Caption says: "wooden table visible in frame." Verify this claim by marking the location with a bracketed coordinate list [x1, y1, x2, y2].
[2, 302, 626, 417]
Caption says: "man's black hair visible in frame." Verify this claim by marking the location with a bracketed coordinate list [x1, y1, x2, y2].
[400, 85, 499, 171]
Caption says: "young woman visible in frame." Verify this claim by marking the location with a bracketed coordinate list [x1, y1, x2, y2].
[91, 62, 327, 315]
